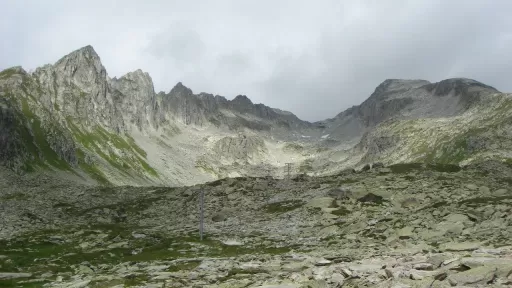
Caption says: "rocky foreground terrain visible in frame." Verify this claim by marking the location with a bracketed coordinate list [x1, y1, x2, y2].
[1, 161, 512, 287]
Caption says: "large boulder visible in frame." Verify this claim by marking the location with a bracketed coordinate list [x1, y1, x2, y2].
[307, 197, 337, 209]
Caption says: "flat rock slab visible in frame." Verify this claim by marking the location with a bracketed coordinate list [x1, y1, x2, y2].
[447, 266, 496, 286]
[222, 239, 243, 246]
[0, 272, 32, 279]
[306, 197, 336, 209]
[440, 242, 481, 252]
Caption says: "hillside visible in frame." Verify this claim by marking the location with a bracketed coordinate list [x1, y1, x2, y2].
[0, 46, 318, 186]
[2, 45, 512, 288]
[0, 45, 511, 186]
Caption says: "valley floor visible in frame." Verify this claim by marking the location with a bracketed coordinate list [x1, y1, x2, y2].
[1, 162, 512, 287]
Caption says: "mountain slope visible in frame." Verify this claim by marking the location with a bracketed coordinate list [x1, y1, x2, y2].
[319, 78, 499, 142]
[0, 45, 511, 185]
[0, 46, 318, 185]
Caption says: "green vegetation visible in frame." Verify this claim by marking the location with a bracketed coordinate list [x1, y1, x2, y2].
[126, 135, 147, 158]
[263, 200, 305, 213]
[426, 135, 470, 164]
[0, 279, 50, 288]
[137, 156, 158, 176]
[283, 143, 303, 151]
[167, 260, 201, 272]
[503, 158, 512, 169]
[16, 97, 73, 172]
[76, 148, 110, 185]
[66, 118, 158, 180]
[316, 147, 329, 153]
[389, 162, 461, 174]
[299, 159, 313, 173]
[0, 193, 30, 201]
[196, 158, 221, 177]
[0, 67, 19, 79]
[74, 195, 164, 216]
[218, 267, 268, 281]
[331, 206, 351, 216]
[427, 163, 461, 173]
[208, 117, 221, 127]
[389, 163, 424, 173]
[339, 178, 358, 184]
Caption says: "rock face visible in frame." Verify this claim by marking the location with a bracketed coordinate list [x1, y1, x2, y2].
[111, 69, 157, 130]
[320, 78, 499, 142]
[33, 45, 125, 130]
[0, 45, 316, 185]
[154, 82, 310, 131]
[212, 134, 267, 163]
[0, 44, 511, 186]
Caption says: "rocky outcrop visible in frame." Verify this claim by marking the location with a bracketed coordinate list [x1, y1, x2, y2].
[33, 45, 125, 131]
[111, 69, 157, 130]
[0, 45, 316, 183]
[0, 98, 24, 170]
[322, 78, 500, 143]
[0, 44, 511, 185]
[155, 82, 311, 132]
[213, 134, 267, 162]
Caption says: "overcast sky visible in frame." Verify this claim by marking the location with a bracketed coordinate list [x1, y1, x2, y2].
[1, 0, 512, 121]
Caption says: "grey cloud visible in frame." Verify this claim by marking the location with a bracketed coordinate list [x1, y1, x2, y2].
[1, 0, 512, 121]
[147, 26, 205, 70]
[214, 53, 253, 78]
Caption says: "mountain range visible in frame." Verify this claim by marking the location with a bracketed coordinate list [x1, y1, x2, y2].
[0, 45, 511, 186]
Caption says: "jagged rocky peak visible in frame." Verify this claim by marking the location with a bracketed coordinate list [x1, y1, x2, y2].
[49, 45, 108, 95]
[112, 69, 155, 100]
[169, 82, 193, 97]
[423, 78, 499, 96]
[54, 45, 105, 77]
[231, 95, 253, 105]
[118, 69, 153, 84]
[272, 108, 294, 116]
[229, 95, 255, 112]
[110, 69, 156, 130]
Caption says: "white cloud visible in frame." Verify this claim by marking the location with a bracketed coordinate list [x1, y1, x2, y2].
[1, 0, 512, 121]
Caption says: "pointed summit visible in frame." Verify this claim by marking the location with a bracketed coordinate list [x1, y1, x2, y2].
[53, 45, 105, 78]
[232, 95, 253, 105]
[48, 45, 108, 96]
[56, 45, 101, 65]
[169, 82, 193, 97]
[119, 69, 154, 86]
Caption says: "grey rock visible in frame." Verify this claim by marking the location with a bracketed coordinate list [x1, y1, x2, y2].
[440, 242, 481, 252]
[326, 188, 353, 200]
[447, 266, 497, 286]
[0, 273, 32, 279]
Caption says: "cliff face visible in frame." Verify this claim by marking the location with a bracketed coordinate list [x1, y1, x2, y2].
[0, 45, 315, 185]
[153, 82, 311, 132]
[0, 45, 510, 186]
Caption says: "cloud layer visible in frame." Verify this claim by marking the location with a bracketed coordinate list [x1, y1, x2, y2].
[2, 0, 512, 121]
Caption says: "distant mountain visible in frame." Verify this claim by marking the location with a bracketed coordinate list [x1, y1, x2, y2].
[0, 45, 511, 186]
